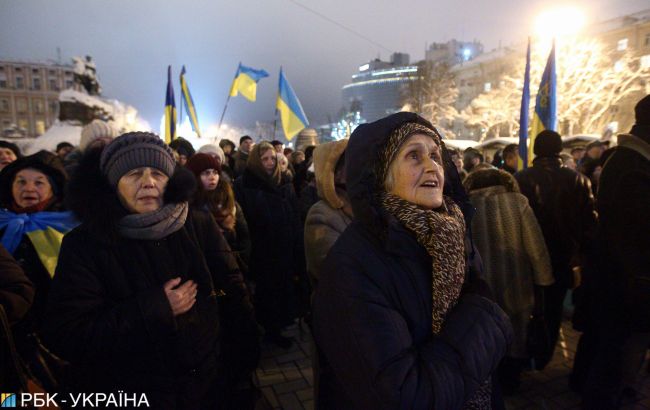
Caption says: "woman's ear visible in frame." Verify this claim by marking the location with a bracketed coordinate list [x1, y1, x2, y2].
[163, 166, 196, 204]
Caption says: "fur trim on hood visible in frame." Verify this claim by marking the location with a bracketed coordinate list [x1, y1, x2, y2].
[65, 146, 196, 241]
[313, 139, 348, 209]
[463, 168, 520, 194]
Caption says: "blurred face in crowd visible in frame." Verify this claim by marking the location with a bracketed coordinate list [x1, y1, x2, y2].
[293, 152, 305, 165]
[200, 168, 220, 191]
[571, 148, 585, 163]
[450, 153, 463, 173]
[0, 148, 17, 170]
[215, 206, 236, 232]
[221, 144, 233, 155]
[174, 151, 188, 166]
[260, 148, 277, 175]
[562, 156, 577, 171]
[278, 154, 289, 172]
[240, 139, 253, 154]
[57, 146, 73, 159]
[273, 144, 284, 154]
[504, 151, 519, 169]
[586, 145, 604, 160]
[12, 168, 53, 208]
[386, 133, 445, 210]
[117, 167, 169, 214]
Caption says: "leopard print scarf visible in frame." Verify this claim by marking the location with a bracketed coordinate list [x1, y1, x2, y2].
[380, 192, 466, 333]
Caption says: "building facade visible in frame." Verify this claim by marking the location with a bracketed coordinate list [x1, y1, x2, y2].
[341, 53, 418, 122]
[0, 60, 81, 138]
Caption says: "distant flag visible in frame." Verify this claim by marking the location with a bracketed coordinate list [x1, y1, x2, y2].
[180, 66, 201, 138]
[229, 63, 269, 102]
[276, 69, 309, 141]
[518, 38, 531, 170]
[164, 65, 177, 143]
[528, 40, 557, 165]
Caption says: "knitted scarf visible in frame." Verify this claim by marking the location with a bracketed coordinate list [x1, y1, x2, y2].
[380, 193, 466, 333]
[117, 202, 188, 240]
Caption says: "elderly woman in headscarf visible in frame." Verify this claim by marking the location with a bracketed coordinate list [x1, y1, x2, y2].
[312, 113, 512, 410]
[233, 141, 303, 349]
[44, 132, 247, 409]
[0, 152, 78, 388]
[464, 168, 554, 393]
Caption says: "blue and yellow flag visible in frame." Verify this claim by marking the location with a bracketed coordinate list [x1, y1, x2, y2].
[180, 66, 201, 138]
[0, 210, 79, 277]
[229, 63, 269, 102]
[528, 41, 557, 165]
[277, 69, 308, 141]
[518, 38, 531, 170]
[165, 65, 177, 144]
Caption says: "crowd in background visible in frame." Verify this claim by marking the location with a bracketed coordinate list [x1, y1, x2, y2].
[0, 94, 648, 409]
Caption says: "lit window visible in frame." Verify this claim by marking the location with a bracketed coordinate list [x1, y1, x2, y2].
[641, 55, 650, 69]
[35, 120, 45, 135]
[484, 82, 492, 92]
[617, 38, 628, 51]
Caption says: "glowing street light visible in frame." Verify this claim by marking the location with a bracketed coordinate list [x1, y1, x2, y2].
[534, 6, 586, 40]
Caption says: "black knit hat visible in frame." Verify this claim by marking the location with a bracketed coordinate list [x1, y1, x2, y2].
[533, 130, 563, 157]
[100, 132, 175, 187]
[0, 140, 22, 158]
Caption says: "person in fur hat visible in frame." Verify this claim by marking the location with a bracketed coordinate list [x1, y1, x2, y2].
[43, 132, 251, 409]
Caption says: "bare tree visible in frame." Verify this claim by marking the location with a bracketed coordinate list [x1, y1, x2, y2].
[401, 61, 459, 137]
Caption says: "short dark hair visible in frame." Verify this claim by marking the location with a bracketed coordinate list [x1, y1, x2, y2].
[502, 143, 518, 159]
[239, 135, 253, 145]
[56, 142, 74, 151]
[270, 140, 283, 147]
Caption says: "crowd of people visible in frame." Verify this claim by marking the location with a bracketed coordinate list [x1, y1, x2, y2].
[0, 94, 648, 409]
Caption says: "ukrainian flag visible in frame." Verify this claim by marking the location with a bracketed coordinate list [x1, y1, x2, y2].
[180, 66, 201, 138]
[277, 69, 309, 141]
[229, 63, 269, 102]
[165, 65, 177, 144]
[0, 211, 79, 277]
[528, 41, 557, 165]
[518, 38, 531, 169]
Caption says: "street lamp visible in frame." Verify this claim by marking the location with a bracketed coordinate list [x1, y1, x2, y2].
[534, 6, 586, 41]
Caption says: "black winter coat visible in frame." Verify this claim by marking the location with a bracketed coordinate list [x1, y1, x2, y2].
[515, 156, 597, 286]
[582, 132, 650, 331]
[313, 112, 513, 410]
[0, 244, 33, 325]
[43, 148, 251, 396]
[233, 168, 303, 331]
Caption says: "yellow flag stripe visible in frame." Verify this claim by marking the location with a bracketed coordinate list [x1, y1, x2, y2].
[230, 73, 259, 102]
[277, 97, 307, 140]
[528, 114, 545, 166]
[26, 227, 65, 278]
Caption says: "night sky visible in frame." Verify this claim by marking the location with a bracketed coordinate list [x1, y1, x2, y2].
[1, 0, 647, 132]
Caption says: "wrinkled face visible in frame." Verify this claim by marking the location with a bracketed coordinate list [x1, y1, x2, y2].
[12, 168, 54, 208]
[240, 139, 253, 153]
[200, 168, 220, 191]
[117, 167, 169, 214]
[260, 148, 277, 175]
[386, 134, 445, 210]
[0, 148, 17, 170]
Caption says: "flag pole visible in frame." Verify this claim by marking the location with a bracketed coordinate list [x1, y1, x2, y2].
[179, 69, 184, 125]
[219, 62, 240, 131]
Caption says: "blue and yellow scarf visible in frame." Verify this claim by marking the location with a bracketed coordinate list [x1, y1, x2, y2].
[0, 210, 79, 277]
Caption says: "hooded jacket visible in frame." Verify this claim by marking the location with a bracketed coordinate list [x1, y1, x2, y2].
[304, 140, 352, 287]
[43, 148, 248, 394]
[312, 112, 513, 410]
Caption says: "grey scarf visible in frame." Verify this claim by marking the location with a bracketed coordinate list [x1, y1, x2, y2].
[118, 202, 189, 240]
